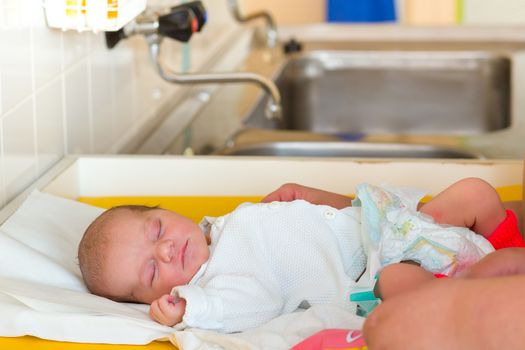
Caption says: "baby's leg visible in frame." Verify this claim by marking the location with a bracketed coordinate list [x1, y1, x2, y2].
[419, 178, 506, 237]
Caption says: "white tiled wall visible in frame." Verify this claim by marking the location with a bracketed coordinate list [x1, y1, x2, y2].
[463, 0, 525, 25]
[5, 0, 521, 209]
[0, 0, 234, 207]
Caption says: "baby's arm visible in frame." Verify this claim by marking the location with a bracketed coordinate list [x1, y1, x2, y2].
[261, 183, 353, 209]
[149, 294, 186, 327]
[173, 275, 284, 333]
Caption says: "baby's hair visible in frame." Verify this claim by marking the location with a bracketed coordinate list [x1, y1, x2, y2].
[78, 204, 157, 301]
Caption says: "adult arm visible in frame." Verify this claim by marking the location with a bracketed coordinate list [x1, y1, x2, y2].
[261, 183, 353, 209]
[459, 247, 525, 278]
[363, 275, 525, 349]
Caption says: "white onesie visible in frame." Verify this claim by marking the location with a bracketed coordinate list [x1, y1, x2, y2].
[172, 184, 494, 333]
[172, 200, 366, 333]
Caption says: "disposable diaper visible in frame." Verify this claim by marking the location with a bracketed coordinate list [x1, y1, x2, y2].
[354, 183, 495, 279]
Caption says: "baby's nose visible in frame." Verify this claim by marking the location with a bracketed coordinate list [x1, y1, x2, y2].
[156, 239, 173, 263]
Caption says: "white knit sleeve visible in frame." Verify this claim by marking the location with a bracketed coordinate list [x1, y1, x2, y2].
[172, 275, 284, 333]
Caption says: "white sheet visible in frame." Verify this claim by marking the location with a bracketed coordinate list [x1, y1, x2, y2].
[0, 190, 364, 348]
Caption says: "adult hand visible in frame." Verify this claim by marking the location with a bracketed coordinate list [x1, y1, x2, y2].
[261, 183, 353, 209]
[375, 262, 434, 301]
[363, 275, 525, 349]
[363, 278, 462, 350]
[459, 247, 525, 279]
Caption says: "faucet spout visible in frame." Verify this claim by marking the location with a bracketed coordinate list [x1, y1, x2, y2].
[227, 0, 277, 48]
[147, 34, 282, 121]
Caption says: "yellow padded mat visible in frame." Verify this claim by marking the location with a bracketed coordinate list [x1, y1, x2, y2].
[0, 337, 174, 350]
[2, 185, 521, 349]
[78, 196, 264, 223]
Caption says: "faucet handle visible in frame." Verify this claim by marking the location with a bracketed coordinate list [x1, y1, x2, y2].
[172, 1, 207, 30]
[105, 28, 127, 49]
[159, 1, 207, 42]
[105, 1, 207, 49]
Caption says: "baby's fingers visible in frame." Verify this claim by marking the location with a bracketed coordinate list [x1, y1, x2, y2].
[157, 295, 177, 314]
[149, 294, 186, 327]
[148, 298, 164, 323]
[149, 295, 176, 326]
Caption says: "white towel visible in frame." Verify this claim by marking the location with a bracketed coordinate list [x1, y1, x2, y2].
[0, 190, 173, 344]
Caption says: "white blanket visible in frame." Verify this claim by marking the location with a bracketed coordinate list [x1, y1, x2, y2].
[0, 191, 363, 348]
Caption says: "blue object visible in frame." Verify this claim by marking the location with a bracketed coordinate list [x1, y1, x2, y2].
[355, 300, 379, 317]
[350, 289, 376, 302]
[327, 0, 397, 23]
[350, 285, 380, 317]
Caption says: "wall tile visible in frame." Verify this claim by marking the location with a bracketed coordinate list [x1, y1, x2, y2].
[32, 13, 63, 89]
[34, 78, 65, 173]
[64, 60, 91, 153]
[90, 49, 114, 153]
[0, 66, 3, 116]
[112, 48, 136, 138]
[239, 0, 324, 24]
[463, 0, 525, 24]
[0, 0, 236, 210]
[131, 38, 168, 120]
[0, 120, 5, 208]
[402, 0, 457, 25]
[62, 30, 90, 70]
[0, 8, 32, 113]
[2, 98, 37, 202]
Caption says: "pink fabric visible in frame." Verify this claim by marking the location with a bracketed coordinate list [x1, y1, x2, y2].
[291, 329, 367, 349]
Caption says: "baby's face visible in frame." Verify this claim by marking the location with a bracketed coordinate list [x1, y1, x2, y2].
[103, 208, 209, 303]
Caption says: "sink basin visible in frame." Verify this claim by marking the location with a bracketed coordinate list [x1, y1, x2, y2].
[148, 28, 518, 158]
[246, 50, 511, 135]
[219, 141, 482, 159]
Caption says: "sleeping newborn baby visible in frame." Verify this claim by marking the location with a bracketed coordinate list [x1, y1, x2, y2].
[78, 179, 521, 333]
[78, 199, 366, 333]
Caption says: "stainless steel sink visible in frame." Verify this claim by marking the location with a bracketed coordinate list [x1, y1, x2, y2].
[149, 28, 518, 159]
[246, 50, 511, 135]
[219, 141, 482, 159]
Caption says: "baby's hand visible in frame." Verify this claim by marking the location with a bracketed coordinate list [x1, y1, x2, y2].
[262, 183, 353, 209]
[149, 294, 186, 327]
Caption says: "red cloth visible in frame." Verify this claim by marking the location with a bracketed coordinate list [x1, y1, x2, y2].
[485, 209, 525, 250]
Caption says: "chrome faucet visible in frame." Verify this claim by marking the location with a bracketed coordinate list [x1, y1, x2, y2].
[227, 0, 277, 48]
[146, 34, 281, 120]
[105, 1, 282, 121]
